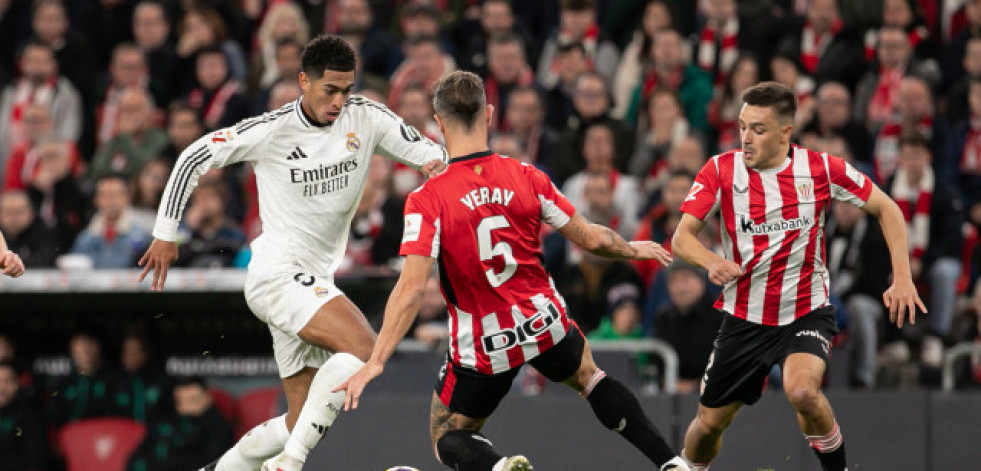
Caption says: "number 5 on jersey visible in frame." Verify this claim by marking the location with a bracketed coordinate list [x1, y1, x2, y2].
[477, 216, 517, 287]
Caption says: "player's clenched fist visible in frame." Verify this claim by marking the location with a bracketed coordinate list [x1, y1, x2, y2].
[0, 250, 25, 277]
[138, 239, 179, 291]
[628, 241, 673, 266]
[707, 259, 743, 286]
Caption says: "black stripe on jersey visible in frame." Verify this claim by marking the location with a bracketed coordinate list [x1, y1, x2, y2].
[164, 146, 208, 217]
[236, 106, 292, 134]
[437, 256, 458, 308]
[166, 148, 212, 218]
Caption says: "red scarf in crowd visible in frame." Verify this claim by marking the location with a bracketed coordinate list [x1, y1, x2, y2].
[549, 23, 599, 76]
[873, 116, 933, 183]
[866, 67, 904, 125]
[891, 165, 933, 260]
[800, 19, 843, 73]
[961, 117, 981, 175]
[7, 77, 57, 147]
[188, 80, 241, 129]
[864, 25, 929, 61]
[698, 17, 739, 85]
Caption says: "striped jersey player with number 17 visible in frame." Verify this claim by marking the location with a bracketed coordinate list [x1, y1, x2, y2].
[138, 36, 447, 471]
[337, 71, 692, 471]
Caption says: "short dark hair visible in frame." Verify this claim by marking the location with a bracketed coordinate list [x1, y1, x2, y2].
[300, 35, 356, 78]
[560, 0, 596, 11]
[898, 130, 930, 151]
[433, 71, 486, 130]
[742, 81, 797, 124]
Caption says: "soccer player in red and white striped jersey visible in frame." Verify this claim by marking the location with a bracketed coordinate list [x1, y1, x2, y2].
[673, 82, 926, 471]
[338, 71, 692, 471]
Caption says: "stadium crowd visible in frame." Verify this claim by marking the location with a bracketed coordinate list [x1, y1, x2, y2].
[3, 0, 981, 468]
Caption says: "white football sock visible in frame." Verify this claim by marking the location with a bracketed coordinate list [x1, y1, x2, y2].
[215, 414, 289, 471]
[282, 353, 365, 462]
[491, 458, 507, 471]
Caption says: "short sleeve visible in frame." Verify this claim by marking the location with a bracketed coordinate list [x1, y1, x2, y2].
[680, 157, 722, 220]
[826, 154, 873, 206]
[400, 187, 441, 258]
[527, 165, 576, 229]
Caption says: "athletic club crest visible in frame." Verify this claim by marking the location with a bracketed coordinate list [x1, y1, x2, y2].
[474, 165, 483, 175]
[797, 183, 813, 199]
[346, 133, 360, 151]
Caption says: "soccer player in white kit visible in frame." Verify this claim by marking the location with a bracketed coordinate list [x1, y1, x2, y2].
[138, 36, 447, 471]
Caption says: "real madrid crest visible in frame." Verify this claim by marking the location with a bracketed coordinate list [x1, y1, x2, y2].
[346, 132, 360, 151]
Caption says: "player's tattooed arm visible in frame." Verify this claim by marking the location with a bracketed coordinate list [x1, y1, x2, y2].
[558, 213, 672, 264]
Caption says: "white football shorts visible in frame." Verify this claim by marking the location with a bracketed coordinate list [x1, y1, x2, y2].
[244, 265, 344, 378]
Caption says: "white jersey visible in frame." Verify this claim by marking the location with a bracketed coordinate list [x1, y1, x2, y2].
[153, 95, 447, 275]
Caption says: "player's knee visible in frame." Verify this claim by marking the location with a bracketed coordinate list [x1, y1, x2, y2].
[693, 413, 728, 437]
[785, 384, 821, 412]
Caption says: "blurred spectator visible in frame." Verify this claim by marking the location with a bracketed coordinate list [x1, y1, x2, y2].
[408, 275, 450, 345]
[129, 376, 232, 471]
[587, 287, 645, 340]
[175, 6, 248, 92]
[118, 330, 171, 424]
[484, 32, 535, 131]
[633, 28, 713, 133]
[939, 77, 981, 213]
[252, 2, 309, 90]
[397, 86, 442, 144]
[30, 0, 97, 101]
[945, 36, 981, 123]
[769, 51, 816, 131]
[612, 0, 672, 120]
[889, 132, 964, 368]
[454, 0, 538, 79]
[872, 76, 935, 183]
[854, 26, 940, 134]
[504, 85, 558, 173]
[0, 41, 82, 162]
[489, 132, 527, 163]
[943, 0, 981, 92]
[175, 179, 245, 268]
[692, 0, 763, 88]
[387, 36, 456, 109]
[70, 174, 153, 269]
[0, 190, 58, 268]
[629, 89, 690, 191]
[776, 0, 865, 90]
[0, 361, 46, 471]
[3, 103, 83, 192]
[553, 71, 636, 185]
[24, 140, 86, 252]
[131, 158, 171, 218]
[864, 0, 934, 62]
[537, 0, 619, 89]
[632, 170, 694, 288]
[47, 329, 128, 426]
[800, 81, 871, 169]
[186, 46, 249, 131]
[666, 136, 708, 177]
[77, 0, 136, 67]
[90, 88, 168, 184]
[826, 200, 892, 388]
[92, 43, 167, 147]
[709, 55, 758, 153]
[562, 123, 644, 239]
[335, 0, 401, 79]
[543, 41, 589, 130]
[162, 102, 205, 163]
[266, 79, 302, 111]
[0, 0, 31, 79]
[252, 40, 303, 114]
[651, 262, 722, 393]
[347, 154, 404, 268]
[398, 4, 454, 55]
[133, 0, 179, 100]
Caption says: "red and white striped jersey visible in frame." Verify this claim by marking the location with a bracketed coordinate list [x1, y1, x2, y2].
[681, 146, 874, 326]
[400, 151, 575, 374]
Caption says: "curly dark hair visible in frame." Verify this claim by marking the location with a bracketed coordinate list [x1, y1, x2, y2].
[300, 35, 356, 77]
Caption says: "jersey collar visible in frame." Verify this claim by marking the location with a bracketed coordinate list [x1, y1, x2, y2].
[450, 150, 494, 163]
[296, 98, 329, 128]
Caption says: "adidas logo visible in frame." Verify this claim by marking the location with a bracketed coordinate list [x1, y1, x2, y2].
[310, 422, 328, 436]
[287, 146, 309, 160]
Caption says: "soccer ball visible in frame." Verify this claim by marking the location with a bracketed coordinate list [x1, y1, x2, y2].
[384, 467, 420, 471]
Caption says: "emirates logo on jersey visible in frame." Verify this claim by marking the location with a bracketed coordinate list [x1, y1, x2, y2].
[738, 214, 813, 235]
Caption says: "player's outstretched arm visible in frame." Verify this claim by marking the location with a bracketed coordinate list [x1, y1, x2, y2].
[335, 254, 437, 410]
[861, 186, 928, 327]
[558, 213, 672, 264]
[0, 231, 25, 277]
[672, 213, 742, 286]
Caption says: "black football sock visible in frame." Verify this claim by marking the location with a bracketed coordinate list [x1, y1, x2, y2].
[584, 372, 676, 466]
[436, 429, 503, 471]
[812, 441, 847, 471]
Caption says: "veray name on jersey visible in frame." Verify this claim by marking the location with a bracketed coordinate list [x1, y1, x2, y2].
[459, 187, 515, 211]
